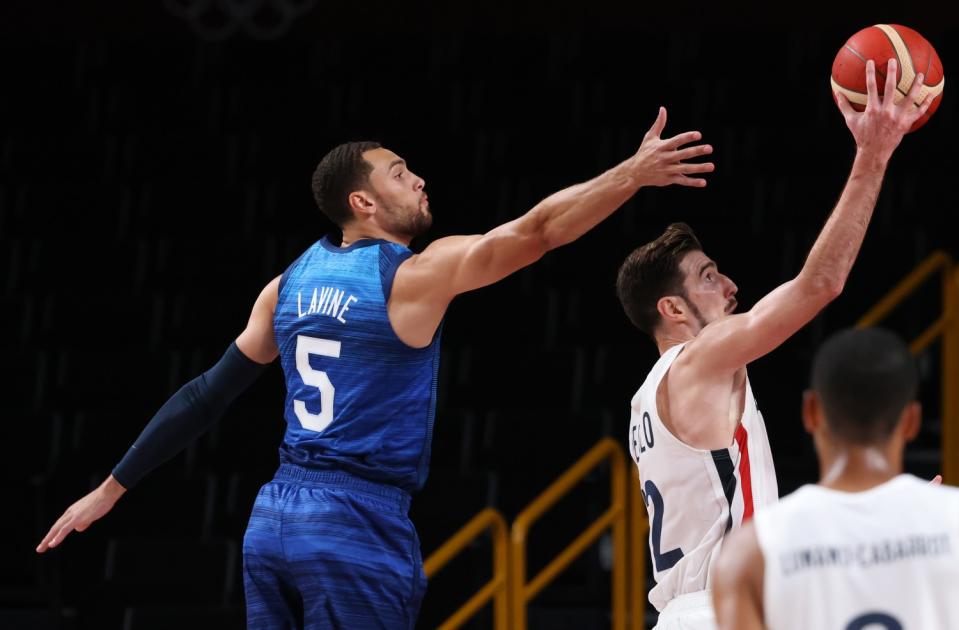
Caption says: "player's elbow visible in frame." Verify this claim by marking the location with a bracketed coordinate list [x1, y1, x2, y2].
[799, 271, 844, 305]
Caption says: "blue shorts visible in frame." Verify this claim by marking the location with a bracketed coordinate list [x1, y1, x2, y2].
[242, 465, 426, 629]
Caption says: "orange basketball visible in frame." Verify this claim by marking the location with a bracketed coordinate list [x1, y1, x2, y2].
[831, 24, 945, 132]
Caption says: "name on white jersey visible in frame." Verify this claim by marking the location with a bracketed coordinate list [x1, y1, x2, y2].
[779, 533, 952, 577]
[297, 287, 358, 323]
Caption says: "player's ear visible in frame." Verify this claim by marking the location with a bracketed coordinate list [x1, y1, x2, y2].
[899, 400, 922, 443]
[348, 190, 376, 219]
[656, 295, 685, 325]
[801, 389, 821, 435]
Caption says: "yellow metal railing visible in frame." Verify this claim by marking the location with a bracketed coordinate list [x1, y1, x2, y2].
[856, 250, 959, 484]
[423, 507, 509, 630]
[510, 437, 628, 630]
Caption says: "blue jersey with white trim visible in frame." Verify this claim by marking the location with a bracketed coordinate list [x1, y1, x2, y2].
[273, 235, 442, 492]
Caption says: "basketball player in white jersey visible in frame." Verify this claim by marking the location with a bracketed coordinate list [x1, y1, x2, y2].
[615, 58, 934, 628]
[712, 327, 959, 629]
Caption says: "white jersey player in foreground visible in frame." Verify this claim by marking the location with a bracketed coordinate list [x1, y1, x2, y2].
[615, 58, 934, 629]
[712, 327, 958, 630]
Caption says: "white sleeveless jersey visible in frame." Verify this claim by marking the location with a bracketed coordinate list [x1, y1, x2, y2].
[755, 475, 959, 630]
[628, 342, 778, 612]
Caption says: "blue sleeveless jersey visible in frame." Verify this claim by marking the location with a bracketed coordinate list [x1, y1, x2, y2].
[273, 236, 442, 493]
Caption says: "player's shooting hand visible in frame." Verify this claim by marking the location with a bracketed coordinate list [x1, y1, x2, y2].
[834, 58, 934, 161]
[36, 475, 126, 553]
[631, 106, 714, 188]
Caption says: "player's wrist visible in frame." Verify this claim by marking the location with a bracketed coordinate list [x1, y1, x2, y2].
[852, 145, 891, 173]
[102, 475, 128, 502]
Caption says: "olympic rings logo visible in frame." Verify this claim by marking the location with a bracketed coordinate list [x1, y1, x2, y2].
[164, 0, 318, 41]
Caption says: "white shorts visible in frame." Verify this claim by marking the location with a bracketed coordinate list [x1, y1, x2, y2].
[653, 591, 716, 630]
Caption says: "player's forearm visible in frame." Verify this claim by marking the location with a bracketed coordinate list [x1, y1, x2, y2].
[798, 149, 889, 297]
[530, 157, 643, 250]
[112, 343, 268, 489]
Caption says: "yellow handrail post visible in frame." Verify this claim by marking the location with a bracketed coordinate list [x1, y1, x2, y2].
[943, 268, 959, 485]
[510, 437, 628, 630]
[856, 250, 956, 487]
[628, 464, 649, 630]
[423, 507, 510, 630]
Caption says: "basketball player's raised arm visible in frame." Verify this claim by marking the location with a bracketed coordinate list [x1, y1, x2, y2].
[712, 521, 765, 630]
[684, 60, 933, 374]
[390, 108, 713, 345]
[36, 277, 281, 553]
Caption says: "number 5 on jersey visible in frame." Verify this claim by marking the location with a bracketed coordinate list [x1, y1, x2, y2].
[294, 334, 341, 433]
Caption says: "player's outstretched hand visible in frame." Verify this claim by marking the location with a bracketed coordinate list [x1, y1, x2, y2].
[631, 106, 714, 188]
[834, 58, 934, 162]
[36, 476, 126, 553]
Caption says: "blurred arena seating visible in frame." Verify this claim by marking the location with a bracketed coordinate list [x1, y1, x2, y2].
[2, 17, 956, 629]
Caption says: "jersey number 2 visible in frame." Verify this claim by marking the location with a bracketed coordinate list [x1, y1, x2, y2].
[644, 480, 684, 572]
[293, 334, 341, 433]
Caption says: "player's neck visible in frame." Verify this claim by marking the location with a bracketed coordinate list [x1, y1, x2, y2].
[340, 224, 412, 248]
[654, 328, 696, 355]
[818, 446, 901, 493]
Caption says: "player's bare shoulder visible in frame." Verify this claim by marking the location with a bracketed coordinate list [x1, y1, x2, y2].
[662, 333, 746, 450]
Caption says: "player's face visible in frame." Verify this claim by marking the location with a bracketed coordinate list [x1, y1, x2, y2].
[363, 148, 431, 239]
[679, 250, 738, 329]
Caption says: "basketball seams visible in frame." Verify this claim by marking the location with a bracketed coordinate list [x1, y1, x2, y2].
[831, 24, 944, 131]
[843, 44, 867, 64]
[830, 79, 868, 106]
[877, 24, 915, 98]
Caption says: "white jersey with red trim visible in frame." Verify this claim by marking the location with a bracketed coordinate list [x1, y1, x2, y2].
[755, 475, 959, 630]
[628, 342, 778, 613]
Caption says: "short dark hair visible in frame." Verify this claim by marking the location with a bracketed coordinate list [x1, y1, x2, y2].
[311, 141, 382, 227]
[811, 327, 918, 445]
[616, 222, 703, 336]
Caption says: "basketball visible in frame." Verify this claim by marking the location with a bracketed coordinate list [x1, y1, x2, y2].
[831, 24, 944, 132]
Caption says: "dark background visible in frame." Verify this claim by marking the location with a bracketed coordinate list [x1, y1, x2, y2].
[2, 1, 957, 628]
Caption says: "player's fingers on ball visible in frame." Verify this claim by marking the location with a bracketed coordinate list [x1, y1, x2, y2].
[905, 72, 926, 103]
[664, 130, 703, 150]
[865, 59, 880, 106]
[834, 91, 855, 118]
[674, 144, 713, 161]
[883, 58, 899, 108]
[917, 92, 934, 116]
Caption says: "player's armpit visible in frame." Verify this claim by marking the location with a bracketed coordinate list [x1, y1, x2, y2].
[681, 274, 838, 376]
[712, 522, 766, 630]
[236, 275, 282, 364]
[388, 225, 549, 347]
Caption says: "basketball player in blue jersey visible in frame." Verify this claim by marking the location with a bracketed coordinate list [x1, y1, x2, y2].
[615, 60, 933, 628]
[38, 107, 714, 628]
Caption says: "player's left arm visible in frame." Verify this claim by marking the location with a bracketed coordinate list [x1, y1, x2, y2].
[712, 521, 766, 630]
[37, 277, 280, 553]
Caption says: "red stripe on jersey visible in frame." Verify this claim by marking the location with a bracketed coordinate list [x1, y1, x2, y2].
[734, 423, 755, 521]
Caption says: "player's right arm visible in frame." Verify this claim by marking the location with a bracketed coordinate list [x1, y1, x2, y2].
[712, 521, 765, 630]
[36, 277, 281, 553]
[679, 59, 933, 376]
[389, 107, 714, 347]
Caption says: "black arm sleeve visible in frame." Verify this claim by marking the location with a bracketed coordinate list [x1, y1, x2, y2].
[112, 342, 270, 489]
